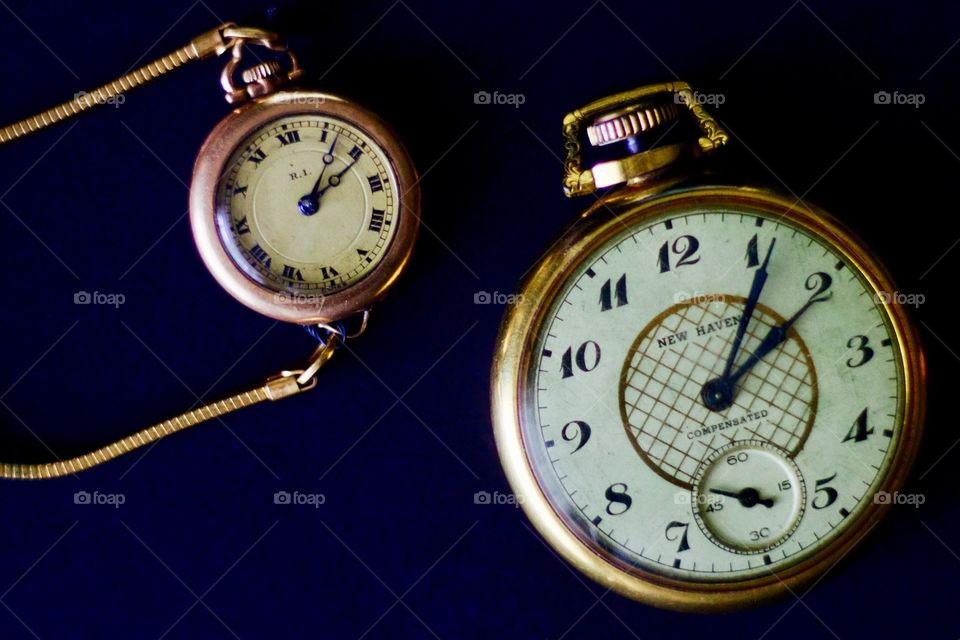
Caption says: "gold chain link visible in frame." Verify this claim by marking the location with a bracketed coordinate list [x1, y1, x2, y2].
[0, 24, 327, 478]
[0, 25, 225, 144]
[0, 335, 339, 480]
[0, 22, 302, 144]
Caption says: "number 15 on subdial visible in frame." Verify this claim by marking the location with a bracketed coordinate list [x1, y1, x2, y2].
[530, 210, 904, 577]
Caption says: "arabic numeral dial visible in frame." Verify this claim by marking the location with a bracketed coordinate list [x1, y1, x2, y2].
[529, 210, 906, 582]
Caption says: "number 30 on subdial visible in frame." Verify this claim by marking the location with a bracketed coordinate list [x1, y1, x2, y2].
[528, 209, 905, 578]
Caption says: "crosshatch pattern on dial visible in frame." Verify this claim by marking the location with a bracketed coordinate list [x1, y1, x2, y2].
[619, 295, 818, 488]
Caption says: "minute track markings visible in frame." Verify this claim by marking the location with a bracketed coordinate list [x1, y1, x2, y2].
[215, 115, 398, 294]
[533, 210, 902, 578]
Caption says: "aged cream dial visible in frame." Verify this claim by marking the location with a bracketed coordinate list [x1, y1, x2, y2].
[517, 203, 910, 582]
[215, 114, 398, 295]
[495, 83, 923, 609]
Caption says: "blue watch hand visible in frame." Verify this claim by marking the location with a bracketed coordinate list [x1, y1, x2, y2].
[701, 238, 775, 411]
[310, 137, 338, 194]
[298, 132, 339, 216]
[729, 294, 825, 384]
[723, 238, 775, 380]
[315, 157, 359, 198]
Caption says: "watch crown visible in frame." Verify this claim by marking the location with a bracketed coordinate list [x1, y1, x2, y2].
[241, 60, 283, 84]
[562, 82, 730, 197]
[585, 102, 680, 147]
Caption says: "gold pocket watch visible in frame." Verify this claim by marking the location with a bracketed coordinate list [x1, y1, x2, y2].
[491, 82, 925, 610]
[0, 23, 418, 479]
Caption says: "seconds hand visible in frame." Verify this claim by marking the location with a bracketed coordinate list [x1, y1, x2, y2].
[709, 487, 774, 508]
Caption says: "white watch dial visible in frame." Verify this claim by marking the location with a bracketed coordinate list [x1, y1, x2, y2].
[524, 207, 904, 581]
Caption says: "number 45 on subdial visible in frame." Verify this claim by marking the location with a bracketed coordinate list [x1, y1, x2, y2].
[524, 210, 909, 579]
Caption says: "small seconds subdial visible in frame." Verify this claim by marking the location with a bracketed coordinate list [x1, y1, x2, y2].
[216, 115, 397, 295]
[526, 207, 904, 581]
[691, 440, 806, 554]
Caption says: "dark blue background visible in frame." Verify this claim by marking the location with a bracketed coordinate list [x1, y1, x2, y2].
[0, 1, 957, 638]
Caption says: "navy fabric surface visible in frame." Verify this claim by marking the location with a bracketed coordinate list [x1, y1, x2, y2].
[0, 1, 956, 638]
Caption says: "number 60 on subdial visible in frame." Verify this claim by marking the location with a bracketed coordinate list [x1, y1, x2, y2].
[492, 191, 924, 608]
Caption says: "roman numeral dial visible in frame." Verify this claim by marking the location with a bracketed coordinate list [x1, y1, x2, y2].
[215, 115, 398, 295]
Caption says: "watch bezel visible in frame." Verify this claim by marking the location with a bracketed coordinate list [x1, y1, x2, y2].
[490, 185, 925, 611]
[190, 90, 420, 324]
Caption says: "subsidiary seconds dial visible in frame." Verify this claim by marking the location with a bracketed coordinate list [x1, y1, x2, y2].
[216, 114, 397, 295]
[527, 207, 905, 581]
